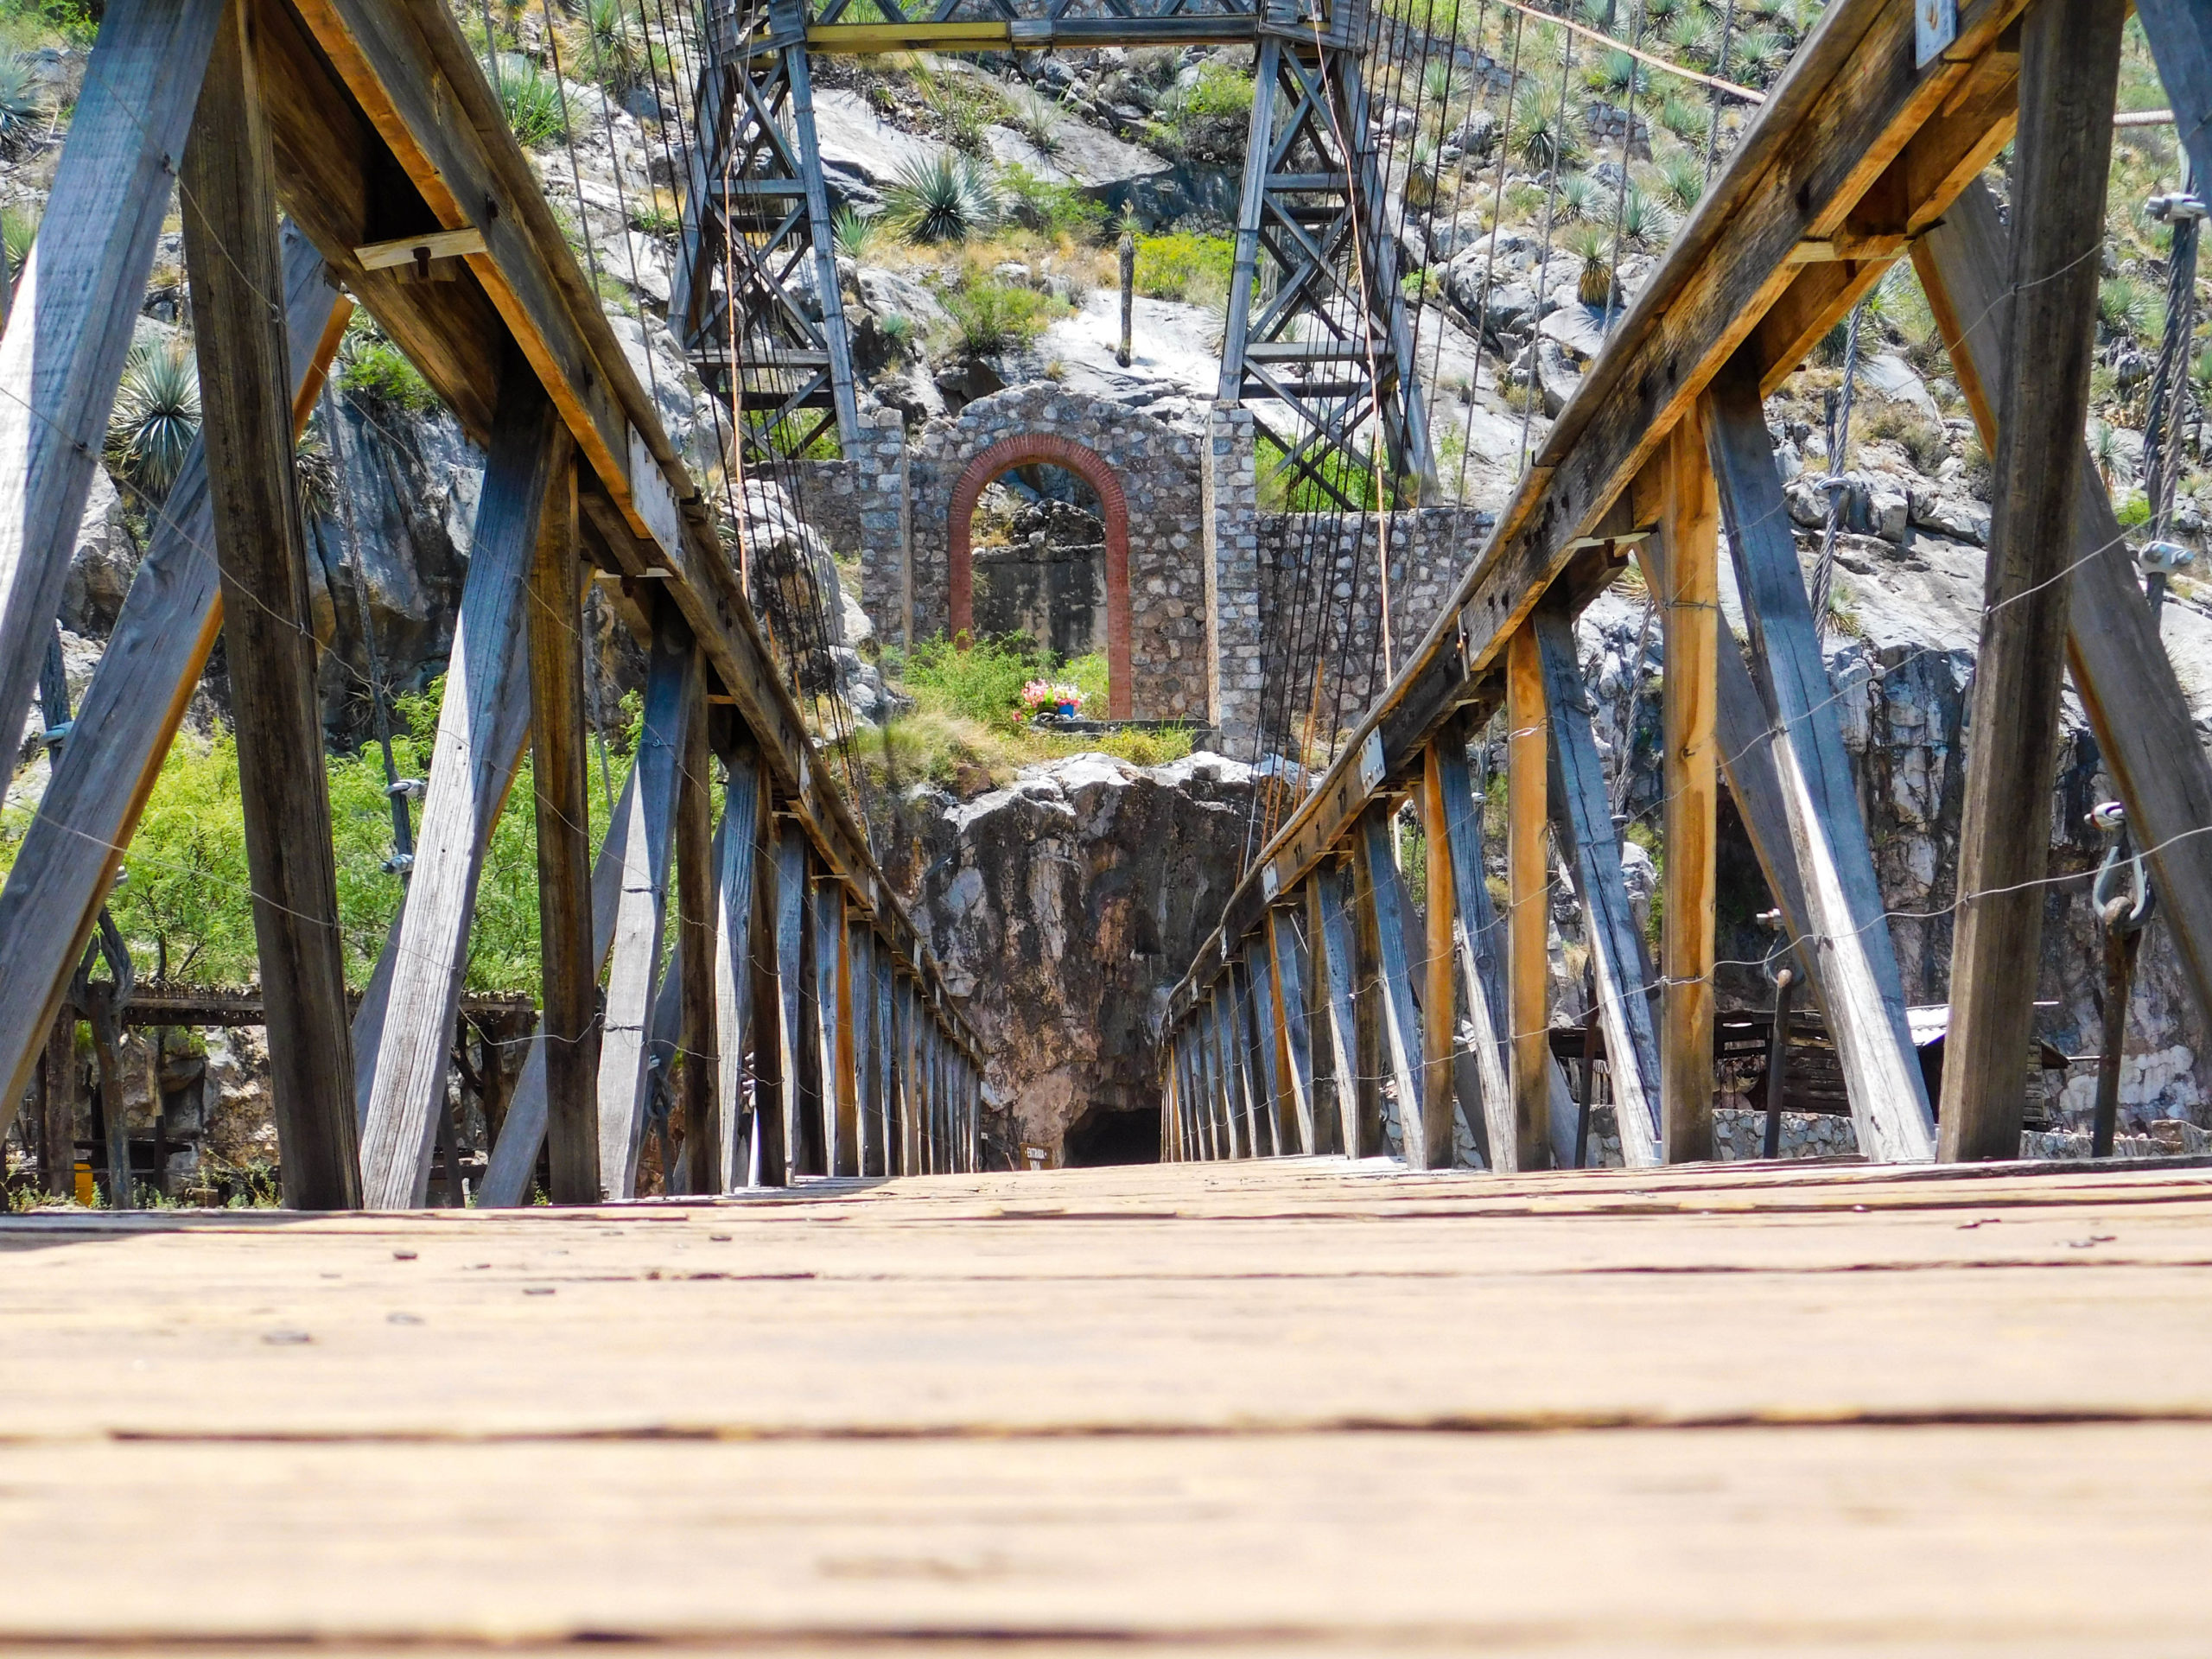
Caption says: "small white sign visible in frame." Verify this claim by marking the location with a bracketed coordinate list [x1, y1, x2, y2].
[1359, 730, 1386, 792]
[626, 426, 683, 560]
[1262, 862, 1281, 901]
[1914, 0, 1955, 69]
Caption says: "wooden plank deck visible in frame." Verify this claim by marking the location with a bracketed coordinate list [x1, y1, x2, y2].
[3, 1156, 2210, 1651]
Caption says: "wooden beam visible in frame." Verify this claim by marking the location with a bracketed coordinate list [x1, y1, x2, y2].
[1433, 715, 1515, 1170]
[184, 0, 359, 1209]
[1702, 352, 1936, 1163]
[873, 942, 894, 1179]
[0, 0, 226, 792]
[0, 228, 340, 1143]
[712, 744, 764, 1193]
[1244, 943, 1287, 1158]
[816, 879, 858, 1177]
[1266, 906, 1319, 1155]
[775, 826, 818, 1177]
[359, 356, 560, 1208]
[1506, 626, 1553, 1170]
[2134, 0, 2211, 185]
[894, 974, 918, 1175]
[524, 434, 598, 1205]
[1354, 805, 1430, 1168]
[1208, 988, 1243, 1160]
[1938, 0, 2126, 1161]
[849, 922, 878, 1177]
[1537, 607, 1663, 1166]
[1415, 747, 1465, 1171]
[1914, 181, 2212, 1096]
[676, 662, 719, 1193]
[596, 612, 695, 1198]
[479, 763, 633, 1208]
[1654, 414, 1719, 1163]
[750, 813, 791, 1187]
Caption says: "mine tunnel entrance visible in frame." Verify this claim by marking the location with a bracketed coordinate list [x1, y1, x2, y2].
[1061, 1103, 1163, 1166]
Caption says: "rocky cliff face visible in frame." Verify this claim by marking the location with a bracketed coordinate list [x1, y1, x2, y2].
[870, 752, 1254, 1161]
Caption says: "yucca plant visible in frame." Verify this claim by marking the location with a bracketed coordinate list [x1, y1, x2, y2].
[1732, 27, 1784, 79]
[1556, 171, 1603, 222]
[832, 205, 885, 262]
[1403, 137, 1444, 210]
[1658, 92, 1712, 147]
[882, 152, 1001, 245]
[2098, 275, 2152, 343]
[107, 337, 202, 500]
[1656, 151, 1706, 213]
[1013, 87, 1064, 158]
[1421, 58, 1459, 109]
[1567, 223, 1617, 308]
[1590, 48, 1647, 102]
[571, 0, 645, 97]
[2, 200, 37, 279]
[0, 52, 47, 152]
[1664, 10, 1716, 66]
[496, 53, 565, 149]
[1511, 101, 1582, 172]
[1618, 183, 1671, 248]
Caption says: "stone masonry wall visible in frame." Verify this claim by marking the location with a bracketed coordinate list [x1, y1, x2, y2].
[792, 409, 911, 646]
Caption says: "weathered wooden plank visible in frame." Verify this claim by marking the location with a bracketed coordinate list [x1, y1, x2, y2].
[524, 434, 598, 1205]
[849, 922, 877, 1177]
[182, 0, 358, 1207]
[1245, 944, 1287, 1158]
[358, 357, 562, 1210]
[813, 879, 857, 1177]
[1354, 806, 1429, 1168]
[1535, 608, 1663, 1167]
[1702, 353, 1936, 1164]
[894, 973, 918, 1175]
[1417, 745, 1465, 1172]
[0, 228, 340, 1140]
[1208, 988, 1243, 1160]
[873, 943, 894, 1178]
[1313, 865, 1366, 1159]
[1507, 626, 1553, 1170]
[1652, 416, 1719, 1162]
[712, 746, 764, 1194]
[1433, 716, 1514, 1170]
[2135, 0, 2211, 185]
[0, 0, 226, 791]
[1941, 0, 2124, 1160]
[1267, 907, 1319, 1155]
[676, 669, 720, 1194]
[752, 816, 795, 1188]
[596, 615, 695, 1198]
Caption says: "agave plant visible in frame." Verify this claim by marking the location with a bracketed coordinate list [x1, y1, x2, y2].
[1658, 92, 1713, 147]
[1664, 10, 1717, 67]
[1566, 224, 1617, 308]
[106, 337, 202, 500]
[1, 200, 37, 281]
[1656, 150, 1706, 213]
[1421, 58, 1459, 110]
[0, 53, 45, 152]
[1732, 27, 1784, 79]
[2099, 275, 2152, 343]
[1590, 48, 1647, 102]
[1403, 138, 1444, 211]
[882, 153, 1001, 245]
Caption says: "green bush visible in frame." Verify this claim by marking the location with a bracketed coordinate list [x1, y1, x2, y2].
[495, 52, 565, 150]
[339, 315, 442, 416]
[896, 633, 1052, 728]
[1134, 230, 1234, 307]
[1000, 163, 1106, 238]
[1184, 60, 1253, 120]
[942, 278, 1052, 355]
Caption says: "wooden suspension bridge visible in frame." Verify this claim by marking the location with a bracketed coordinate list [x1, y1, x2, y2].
[0, 0, 2207, 1643]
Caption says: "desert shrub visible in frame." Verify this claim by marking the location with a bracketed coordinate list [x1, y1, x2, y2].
[942, 278, 1052, 355]
[569, 0, 645, 96]
[338, 314, 442, 416]
[495, 52, 565, 149]
[0, 48, 46, 150]
[105, 337, 200, 500]
[1134, 229, 1235, 308]
[896, 633, 1052, 727]
[999, 163, 1106, 238]
[832, 205, 886, 261]
[1656, 151, 1706, 214]
[1858, 399, 1949, 474]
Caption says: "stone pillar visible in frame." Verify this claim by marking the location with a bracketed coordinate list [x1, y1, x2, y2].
[1201, 401, 1262, 752]
[854, 408, 912, 646]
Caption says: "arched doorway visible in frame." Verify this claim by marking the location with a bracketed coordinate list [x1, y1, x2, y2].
[947, 435, 1132, 720]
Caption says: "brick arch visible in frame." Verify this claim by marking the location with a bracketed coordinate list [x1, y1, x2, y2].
[947, 434, 1132, 721]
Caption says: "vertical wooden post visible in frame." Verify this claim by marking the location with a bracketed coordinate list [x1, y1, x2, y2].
[1506, 624, 1553, 1170]
[1311, 867, 1357, 1156]
[1941, 0, 2126, 1161]
[748, 816, 789, 1187]
[815, 880, 859, 1176]
[1418, 746, 1464, 1170]
[594, 613, 694, 1197]
[1435, 716, 1514, 1168]
[1535, 608, 1663, 1167]
[525, 436, 598, 1205]
[895, 975, 919, 1175]
[1704, 354, 1936, 1163]
[0, 0, 225, 788]
[41, 1016, 75, 1199]
[1354, 804, 1430, 1166]
[1268, 907, 1319, 1154]
[775, 824, 816, 1177]
[676, 676, 719, 1194]
[182, 0, 357, 1208]
[712, 745, 763, 1193]
[1205, 988, 1241, 1159]
[357, 357, 560, 1208]
[1654, 414, 1719, 1162]
[1241, 947, 1281, 1155]
[849, 923, 877, 1176]
[874, 946, 895, 1175]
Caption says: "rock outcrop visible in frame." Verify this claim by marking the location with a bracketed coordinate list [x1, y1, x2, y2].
[874, 751, 1255, 1160]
